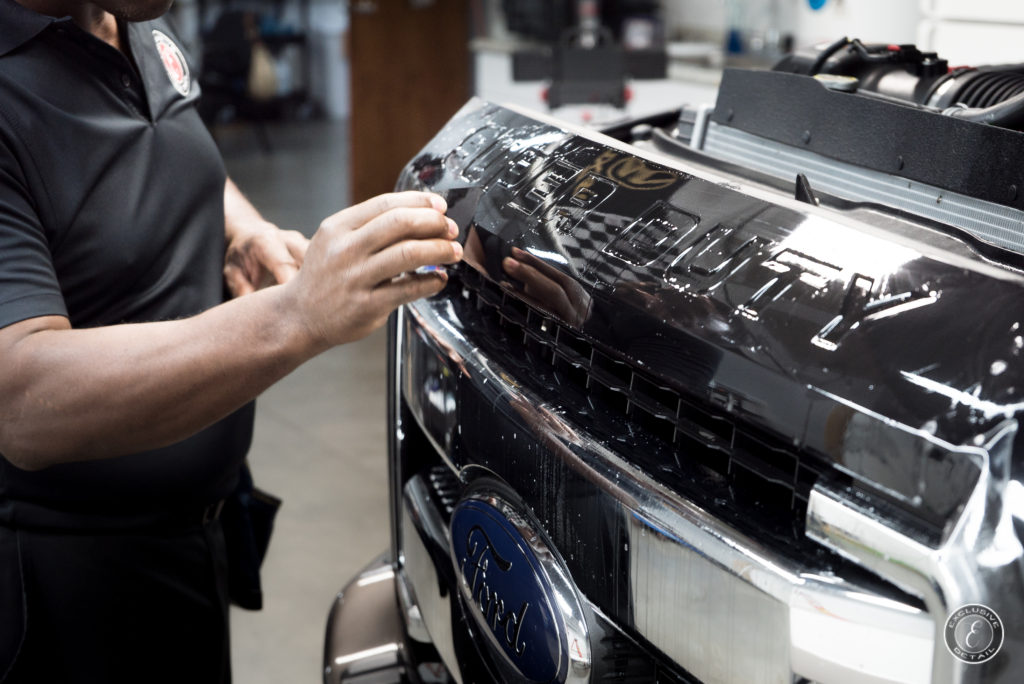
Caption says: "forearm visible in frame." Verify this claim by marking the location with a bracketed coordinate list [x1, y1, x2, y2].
[0, 191, 460, 470]
[0, 286, 321, 470]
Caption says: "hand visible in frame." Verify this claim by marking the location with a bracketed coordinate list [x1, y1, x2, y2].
[224, 222, 310, 297]
[284, 191, 463, 349]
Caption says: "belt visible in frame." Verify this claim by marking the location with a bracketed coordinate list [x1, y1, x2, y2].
[0, 498, 229, 532]
[201, 499, 226, 525]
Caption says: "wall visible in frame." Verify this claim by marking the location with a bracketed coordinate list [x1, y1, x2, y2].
[662, 0, 1024, 63]
[918, 0, 1024, 64]
[308, 0, 350, 119]
[661, 0, 921, 50]
[789, 0, 921, 45]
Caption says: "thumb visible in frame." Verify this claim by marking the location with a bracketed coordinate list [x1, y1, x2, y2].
[258, 237, 301, 286]
[225, 264, 256, 297]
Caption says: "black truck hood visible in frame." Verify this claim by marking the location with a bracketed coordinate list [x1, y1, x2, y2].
[398, 99, 1024, 539]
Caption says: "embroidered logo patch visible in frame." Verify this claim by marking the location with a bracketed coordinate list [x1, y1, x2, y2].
[152, 30, 190, 97]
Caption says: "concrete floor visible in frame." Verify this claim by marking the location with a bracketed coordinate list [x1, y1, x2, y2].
[218, 120, 390, 683]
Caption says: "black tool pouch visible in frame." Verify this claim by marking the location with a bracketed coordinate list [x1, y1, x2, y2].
[221, 463, 281, 610]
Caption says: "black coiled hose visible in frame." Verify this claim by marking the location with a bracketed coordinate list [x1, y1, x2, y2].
[954, 70, 1024, 109]
[939, 67, 1024, 129]
[944, 91, 1024, 128]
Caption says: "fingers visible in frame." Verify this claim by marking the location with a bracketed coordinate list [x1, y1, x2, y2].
[287, 193, 458, 346]
[224, 227, 309, 298]
[224, 264, 255, 297]
[252, 229, 307, 286]
[269, 261, 300, 286]
[348, 207, 458, 256]
[377, 270, 450, 310]
[282, 230, 309, 266]
[259, 238, 300, 286]
[320, 192, 447, 234]
[368, 238, 463, 283]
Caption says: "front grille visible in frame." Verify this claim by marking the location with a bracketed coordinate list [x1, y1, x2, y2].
[418, 462, 700, 684]
[426, 465, 459, 517]
[404, 269, 931, 680]
[452, 265, 834, 546]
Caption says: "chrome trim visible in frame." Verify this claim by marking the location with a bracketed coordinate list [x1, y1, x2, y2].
[400, 305, 460, 476]
[323, 558, 404, 684]
[400, 296, 936, 684]
[687, 103, 715, 151]
[807, 419, 1023, 684]
[393, 309, 430, 650]
[390, 307, 406, 566]
[395, 565, 430, 644]
[401, 477, 462, 683]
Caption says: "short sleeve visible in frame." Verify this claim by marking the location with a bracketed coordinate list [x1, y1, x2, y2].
[0, 133, 67, 329]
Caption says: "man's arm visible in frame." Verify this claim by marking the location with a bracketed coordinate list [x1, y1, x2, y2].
[0, 192, 462, 471]
[222, 177, 310, 295]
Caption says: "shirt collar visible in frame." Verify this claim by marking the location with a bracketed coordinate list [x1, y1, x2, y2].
[0, 0, 68, 57]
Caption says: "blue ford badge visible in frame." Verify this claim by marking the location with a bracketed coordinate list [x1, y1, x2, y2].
[450, 488, 591, 683]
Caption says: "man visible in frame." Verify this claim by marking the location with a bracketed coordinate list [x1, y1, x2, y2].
[0, 0, 462, 681]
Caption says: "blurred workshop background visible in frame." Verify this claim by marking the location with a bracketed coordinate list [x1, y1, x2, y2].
[160, 1, 1024, 681]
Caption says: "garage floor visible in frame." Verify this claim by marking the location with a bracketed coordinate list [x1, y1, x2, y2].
[218, 120, 389, 684]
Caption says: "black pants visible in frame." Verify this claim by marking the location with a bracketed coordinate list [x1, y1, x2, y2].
[0, 520, 231, 683]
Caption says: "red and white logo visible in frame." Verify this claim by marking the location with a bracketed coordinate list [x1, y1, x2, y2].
[152, 29, 190, 97]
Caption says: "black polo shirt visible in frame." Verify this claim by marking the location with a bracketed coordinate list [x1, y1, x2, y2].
[0, 1, 253, 527]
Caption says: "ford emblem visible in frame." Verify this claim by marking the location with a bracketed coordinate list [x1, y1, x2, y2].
[450, 486, 591, 683]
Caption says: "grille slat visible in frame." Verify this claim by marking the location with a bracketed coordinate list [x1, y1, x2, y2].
[450, 267, 824, 537]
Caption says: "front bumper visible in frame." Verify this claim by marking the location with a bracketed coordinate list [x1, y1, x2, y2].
[326, 297, 1013, 684]
[323, 555, 452, 684]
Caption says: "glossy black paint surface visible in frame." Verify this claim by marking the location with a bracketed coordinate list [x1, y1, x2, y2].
[398, 100, 1024, 538]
